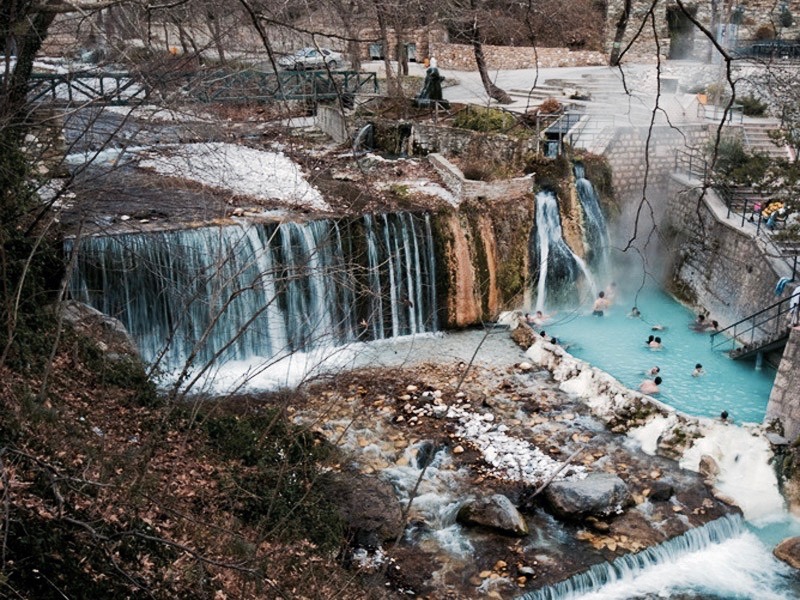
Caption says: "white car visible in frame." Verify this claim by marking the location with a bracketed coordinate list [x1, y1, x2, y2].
[278, 48, 344, 71]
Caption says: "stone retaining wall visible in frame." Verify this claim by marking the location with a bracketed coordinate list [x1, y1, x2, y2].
[604, 0, 800, 63]
[428, 153, 534, 201]
[766, 326, 800, 441]
[411, 121, 537, 162]
[428, 43, 607, 71]
[604, 125, 711, 204]
[664, 175, 783, 326]
[316, 105, 349, 144]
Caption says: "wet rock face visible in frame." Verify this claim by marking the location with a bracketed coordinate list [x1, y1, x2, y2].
[544, 473, 632, 520]
[774, 537, 800, 570]
[322, 473, 404, 547]
[456, 493, 529, 536]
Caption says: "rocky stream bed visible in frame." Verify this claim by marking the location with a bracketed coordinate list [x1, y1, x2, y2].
[285, 320, 739, 599]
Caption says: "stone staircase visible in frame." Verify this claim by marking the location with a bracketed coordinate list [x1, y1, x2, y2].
[742, 119, 794, 161]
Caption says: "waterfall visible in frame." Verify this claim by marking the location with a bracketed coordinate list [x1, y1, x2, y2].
[68, 213, 438, 375]
[532, 190, 597, 311]
[352, 123, 374, 154]
[518, 514, 793, 600]
[574, 162, 610, 276]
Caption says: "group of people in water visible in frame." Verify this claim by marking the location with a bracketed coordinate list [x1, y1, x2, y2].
[525, 283, 734, 423]
[634, 309, 716, 395]
[578, 286, 724, 404]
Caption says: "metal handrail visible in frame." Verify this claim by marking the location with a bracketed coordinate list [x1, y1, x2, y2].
[18, 69, 379, 106]
[710, 296, 794, 352]
[674, 149, 708, 182]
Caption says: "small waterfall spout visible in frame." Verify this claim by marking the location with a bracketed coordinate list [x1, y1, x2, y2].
[574, 162, 610, 276]
[531, 190, 597, 311]
[352, 123, 374, 154]
[68, 213, 438, 377]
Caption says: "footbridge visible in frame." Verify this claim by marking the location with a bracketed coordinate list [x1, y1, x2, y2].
[21, 68, 379, 107]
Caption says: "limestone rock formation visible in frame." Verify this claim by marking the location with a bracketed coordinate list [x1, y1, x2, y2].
[457, 493, 529, 536]
[61, 300, 139, 359]
[774, 537, 800, 570]
[544, 473, 632, 519]
[323, 473, 404, 547]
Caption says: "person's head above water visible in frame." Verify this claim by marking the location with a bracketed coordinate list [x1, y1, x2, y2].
[598, 291, 605, 298]
[654, 376, 662, 385]
[695, 363, 703, 369]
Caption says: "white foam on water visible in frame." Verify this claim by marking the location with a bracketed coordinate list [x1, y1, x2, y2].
[627, 414, 676, 455]
[679, 421, 785, 522]
[565, 530, 792, 600]
[167, 333, 442, 394]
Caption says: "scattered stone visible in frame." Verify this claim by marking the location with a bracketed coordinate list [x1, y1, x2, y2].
[647, 481, 674, 502]
[457, 494, 529, 536]
[774, 537, 800, 570]
[453, 445, 465, 454]
[699, 455, 720, 480]
[544, 473, 632, 520]
[518, 565, 535, 576]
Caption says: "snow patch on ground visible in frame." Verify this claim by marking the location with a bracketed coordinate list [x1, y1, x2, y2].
[138, 142, 331, 211]
[103, 104, 217, 123]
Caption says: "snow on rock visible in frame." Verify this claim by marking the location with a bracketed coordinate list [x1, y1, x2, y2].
[138, 142, 330, 212]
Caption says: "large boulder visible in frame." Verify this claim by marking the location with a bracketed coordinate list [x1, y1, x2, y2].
[457, 493, 529, 536]
[61, 300, 139, 358]
[322, 473, 404, 548]
[774, 537, 800, 570]
[544, 473, 632, 520]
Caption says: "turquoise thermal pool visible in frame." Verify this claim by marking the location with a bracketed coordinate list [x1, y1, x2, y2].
[538, 287, 777, 424]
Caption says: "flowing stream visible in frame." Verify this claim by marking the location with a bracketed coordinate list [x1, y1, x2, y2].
[533, 189, 597, 310]
[67, 212, 438, 380]
[65, 168, 799, 597]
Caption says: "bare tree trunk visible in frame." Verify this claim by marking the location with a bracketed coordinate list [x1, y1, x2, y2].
[609, 0, 632, 65]
[471, 15, 512, 104]
[375, 1, 400, 96]
[205, 11, 226, 64]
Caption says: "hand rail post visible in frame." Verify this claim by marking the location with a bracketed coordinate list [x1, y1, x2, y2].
[741, 197, 747, 227]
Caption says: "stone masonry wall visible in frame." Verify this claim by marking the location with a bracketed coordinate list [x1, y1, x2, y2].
[427, 43, 607, 71]
[664, 175, 781, 325]
[766, 326, 800, 441]
[604, 1, 800, 63]
[604, 125, 711, 204]
[411, 122, 537, 162]
[428, 153, 534, 201]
